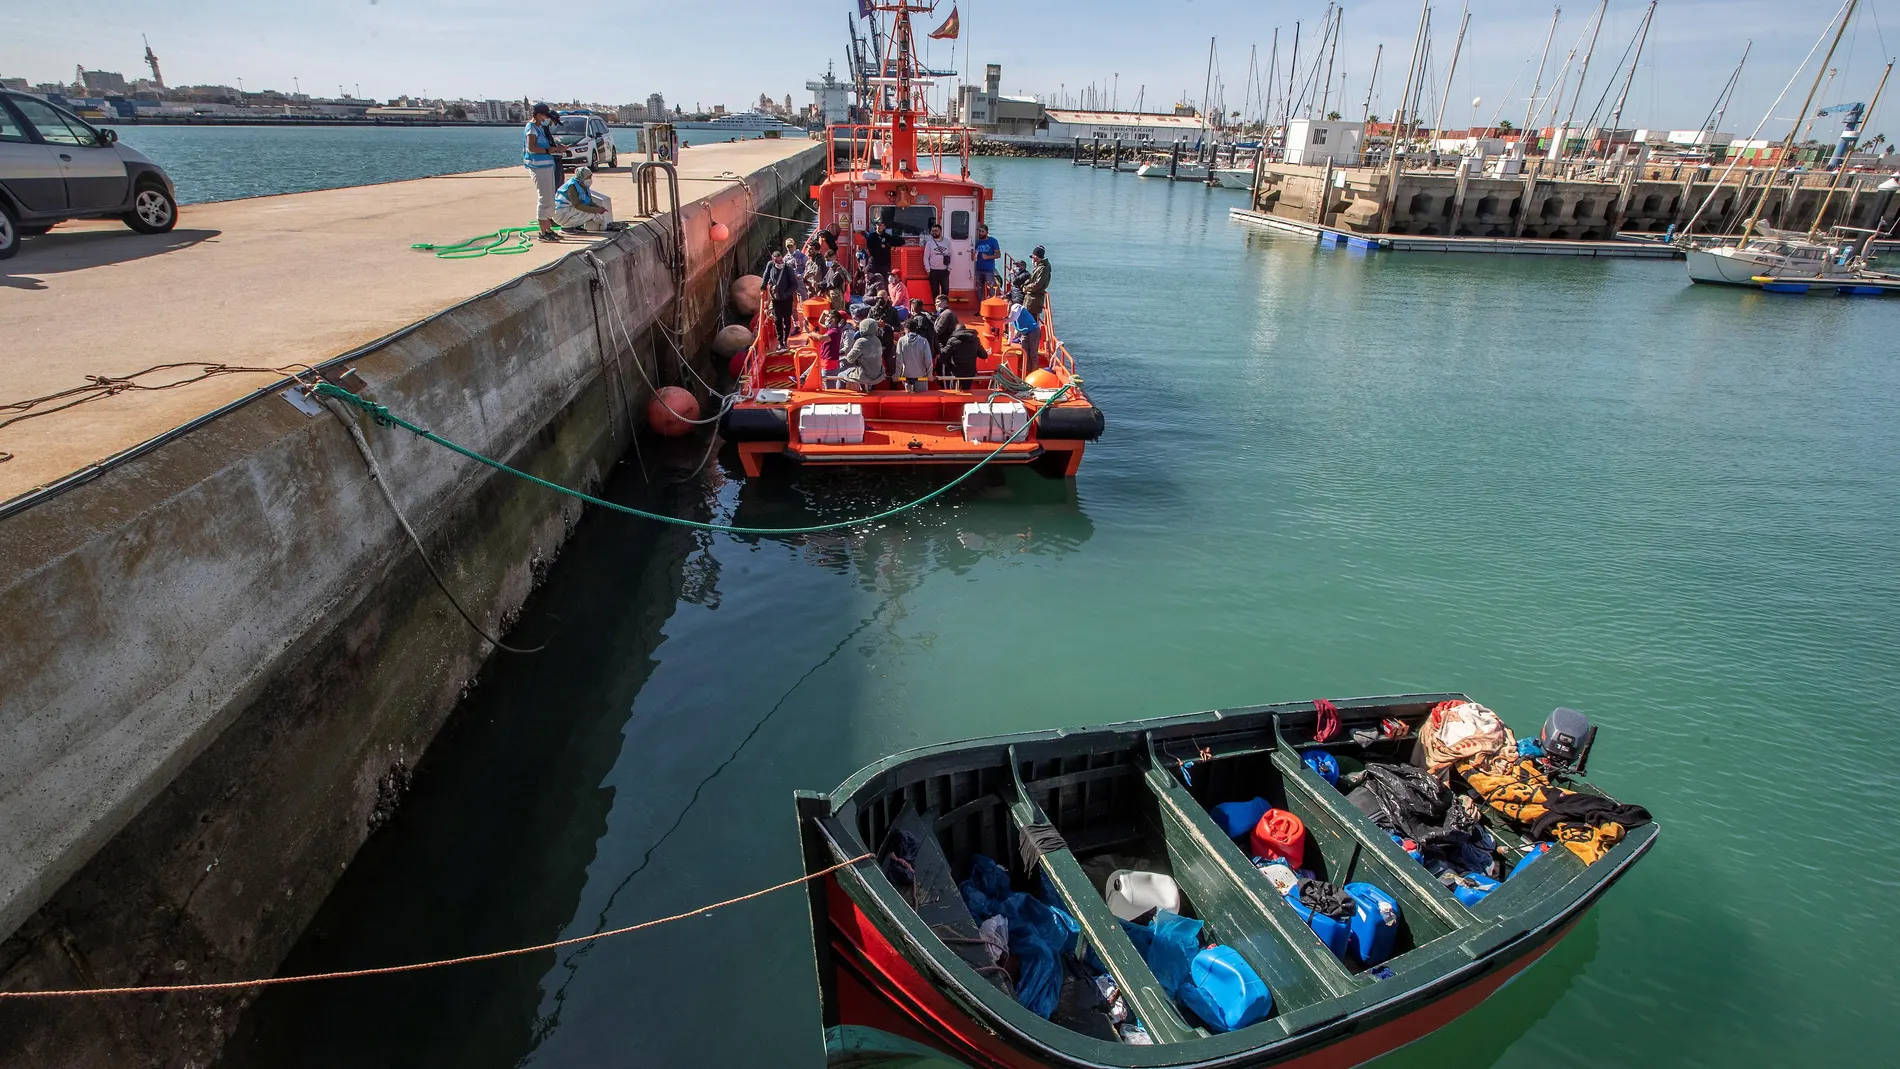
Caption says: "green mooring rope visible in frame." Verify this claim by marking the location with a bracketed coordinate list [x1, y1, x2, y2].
[314, 382, 1075, 537]
[411, 226, 542, 259]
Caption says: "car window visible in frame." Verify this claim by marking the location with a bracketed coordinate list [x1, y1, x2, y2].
[12, 97, 95, 146]
[0, 103, 30, 143]
[590, 120, 604, 136]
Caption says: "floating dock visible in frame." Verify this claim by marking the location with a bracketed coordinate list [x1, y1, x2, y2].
[0, 138, 823, 1067]
[1229, 206, 1685, 258]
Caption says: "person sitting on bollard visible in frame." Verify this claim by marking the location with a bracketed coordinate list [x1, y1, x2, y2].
[817, 311, 844, 389]
[553, 166, 615, 232]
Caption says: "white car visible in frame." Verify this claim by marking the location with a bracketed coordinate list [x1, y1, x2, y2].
[0, 90, 178, 259]
[553, 111, 617, 169]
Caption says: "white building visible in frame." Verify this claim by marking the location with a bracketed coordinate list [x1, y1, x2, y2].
[1040, 108, 1208, 145]
[1667, 129, 1734, 148]
[1285, 118, 1364, 165]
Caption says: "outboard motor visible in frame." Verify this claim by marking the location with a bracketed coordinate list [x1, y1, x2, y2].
[1540, 707, 1598, 775]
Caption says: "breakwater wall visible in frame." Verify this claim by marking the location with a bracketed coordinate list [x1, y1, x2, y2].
[1257, 160, 1900, 239]
[0, 144, 823, 1066]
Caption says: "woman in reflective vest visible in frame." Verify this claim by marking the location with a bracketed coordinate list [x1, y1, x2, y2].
[524, 103, 562, 242]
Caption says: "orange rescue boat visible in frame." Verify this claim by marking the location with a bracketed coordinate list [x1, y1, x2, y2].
[720, 2, 1104, 479]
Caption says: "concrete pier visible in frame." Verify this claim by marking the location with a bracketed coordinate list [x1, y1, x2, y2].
[1251, 159, 1900, 250]
[0, 138, 822, 1066]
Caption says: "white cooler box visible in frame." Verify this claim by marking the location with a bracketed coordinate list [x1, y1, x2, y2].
[797, 403, 865, 444]
[962, 401, 1028, 444]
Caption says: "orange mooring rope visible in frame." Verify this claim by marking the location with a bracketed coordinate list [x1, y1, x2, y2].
[0, 853, 872, 999]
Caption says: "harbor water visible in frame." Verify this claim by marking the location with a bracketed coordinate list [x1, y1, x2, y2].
[202, 148, 1900, 1066]
[112, 124, 777, 204]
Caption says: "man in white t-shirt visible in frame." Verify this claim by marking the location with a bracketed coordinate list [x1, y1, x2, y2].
[922, 223, 953, 301]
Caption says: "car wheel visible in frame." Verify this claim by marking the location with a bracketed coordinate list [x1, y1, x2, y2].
[123, 182, 178, 234]
[609, 147, 618, 168]
[0, 202, 18, 260]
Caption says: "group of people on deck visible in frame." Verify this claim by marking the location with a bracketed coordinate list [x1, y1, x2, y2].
[758, 213, 1052, 394]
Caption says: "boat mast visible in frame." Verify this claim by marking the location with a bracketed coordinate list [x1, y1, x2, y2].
[1201, 36, 1216, 142]
[1320, 5, 1343, 118]
[1283, 23, 1300, 130]
[1707, 42, 1751, 138]
[1429, 2, 1472, 153]
[1608, 1, 1658, 132]
[1557, 0, 1607, 164]
[1379, 0, 1434, 232]
[1809, 59, 1891, 235]
[1362, 42, 1383, 122]
[1741, 0, 1857, 242]
[1679, 1, 1849, 239]
[1521, 7, 1561, 149]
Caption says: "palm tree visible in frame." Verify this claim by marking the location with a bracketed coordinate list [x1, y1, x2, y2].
[1498, 119, 1515, 133]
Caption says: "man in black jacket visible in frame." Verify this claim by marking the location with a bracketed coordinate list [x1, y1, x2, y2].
[763, 250, 801, 343]
[863, 217, 894, 278]
[937, 327, 983, 390]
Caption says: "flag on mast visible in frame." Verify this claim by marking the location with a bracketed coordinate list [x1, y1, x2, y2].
[929, 5, 961, 39]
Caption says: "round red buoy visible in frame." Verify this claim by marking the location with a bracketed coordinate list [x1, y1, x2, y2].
[731, 275, 763, 317]
[1025, 369, 1062, 390]
[647, 387, 700, 437]
[710, 221, 731, 243]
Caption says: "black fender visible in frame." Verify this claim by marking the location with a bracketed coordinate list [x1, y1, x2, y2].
[1035, 405, 1105, 442]
[719, 406, 791, 442]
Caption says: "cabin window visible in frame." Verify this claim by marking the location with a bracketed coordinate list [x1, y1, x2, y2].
[879, 205, 938, 237]
[950, 210, 971, 241]
[1312, 127, 1328, 145]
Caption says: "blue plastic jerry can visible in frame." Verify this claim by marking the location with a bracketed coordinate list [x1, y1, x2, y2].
[1509, 842, 1552, 879]
[1282, 886, 1351, 959]
[1450, 872, 1500, 907]
[1210, 797, 1271, 839]
[1343, 883, 1400, 967]
[1302, 750, 1340, 785]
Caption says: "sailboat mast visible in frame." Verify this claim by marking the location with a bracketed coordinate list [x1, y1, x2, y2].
[1320, 5, 1342, 117]
[1744, 0, 1858, 240]
[1810, 59, 1891, 234]
[1380, 0, 1434, 232]
[1283, 23, 1301, 129]
[1557, 0, 1608, 163]
[1709, 42, 1752, 136]
[1608, 0, 1658, 131]
[1363, 42, 1383, 122]
[1522, 6, 1561, 141]
[1430, 3, 1472, 152]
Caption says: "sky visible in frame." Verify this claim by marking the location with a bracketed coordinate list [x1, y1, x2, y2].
[1, 1, 1893, 141]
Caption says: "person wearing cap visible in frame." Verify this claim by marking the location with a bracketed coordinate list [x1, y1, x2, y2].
[553, 166, 614, 232]
[1009, 296, 1042, 369]
[524, 104, 563, 242]
[1023, 245, 1052, 316]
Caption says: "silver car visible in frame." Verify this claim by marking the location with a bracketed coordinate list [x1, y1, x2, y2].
[0, 90, 178, 260]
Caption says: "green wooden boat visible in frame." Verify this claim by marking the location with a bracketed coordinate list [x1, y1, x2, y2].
[794, 693, 1656, 1067]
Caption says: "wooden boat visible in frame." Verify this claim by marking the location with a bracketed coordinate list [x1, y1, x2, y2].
[720, 1, 1104, 478]
[794, 693, 1657, 1067]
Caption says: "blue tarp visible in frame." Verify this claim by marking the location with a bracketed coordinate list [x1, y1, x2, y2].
[958, 854, 1083, 1020]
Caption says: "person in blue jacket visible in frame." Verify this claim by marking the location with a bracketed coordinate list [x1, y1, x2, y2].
[553, 166, 613, 232]
[523, 103, 562, 242]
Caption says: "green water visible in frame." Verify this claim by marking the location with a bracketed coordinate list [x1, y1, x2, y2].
[226, 157, 1900, 1067]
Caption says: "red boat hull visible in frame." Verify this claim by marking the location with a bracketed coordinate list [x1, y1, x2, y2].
[824, 877, 1572, 1069]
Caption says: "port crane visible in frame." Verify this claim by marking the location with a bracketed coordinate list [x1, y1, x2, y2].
[1816, 100, 1867, 168]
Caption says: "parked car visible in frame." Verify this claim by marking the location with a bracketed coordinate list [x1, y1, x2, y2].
[553, 110, 617, 170]
[0, 90, 178, 259]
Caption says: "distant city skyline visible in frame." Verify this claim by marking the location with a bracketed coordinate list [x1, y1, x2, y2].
[2, 1, 1893, 141]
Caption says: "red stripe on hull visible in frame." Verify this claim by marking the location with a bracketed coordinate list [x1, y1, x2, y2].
[827, 877, 1572, 1068]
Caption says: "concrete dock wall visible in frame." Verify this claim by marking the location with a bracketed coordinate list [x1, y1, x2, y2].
[0, 143, 821, 1066]
[1257, 161, 1899, 239]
